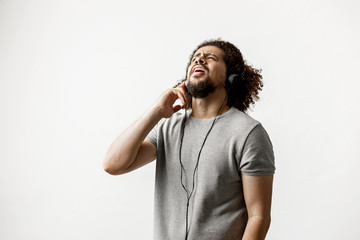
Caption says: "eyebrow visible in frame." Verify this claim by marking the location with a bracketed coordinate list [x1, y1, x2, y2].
[192, 52, 219, 59]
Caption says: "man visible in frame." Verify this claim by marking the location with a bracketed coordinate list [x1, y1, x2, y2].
[103, 39, 275, 240]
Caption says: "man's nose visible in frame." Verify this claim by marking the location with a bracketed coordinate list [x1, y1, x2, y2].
[195, 55, 206, 64]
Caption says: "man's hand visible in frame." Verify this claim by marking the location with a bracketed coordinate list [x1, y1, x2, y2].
[153, 81, 187, 118]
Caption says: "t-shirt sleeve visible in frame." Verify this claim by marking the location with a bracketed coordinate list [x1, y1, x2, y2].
[146, 123, 158, 148]
[239, 123, 275, 175]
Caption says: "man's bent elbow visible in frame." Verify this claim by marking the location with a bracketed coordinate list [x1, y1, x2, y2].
[103, 155, 127, 175]
[103, 163, 118, 175]
[103, 163, 128, 175]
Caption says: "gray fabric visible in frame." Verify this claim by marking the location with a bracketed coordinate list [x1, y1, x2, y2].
[146, 106, 275, 240]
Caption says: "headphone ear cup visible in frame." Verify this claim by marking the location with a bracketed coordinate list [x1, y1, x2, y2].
[226, 74, 240, 91]
[228, 74, 240, 85]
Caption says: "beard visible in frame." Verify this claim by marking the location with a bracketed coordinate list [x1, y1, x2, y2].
[187, 76, 217, 98]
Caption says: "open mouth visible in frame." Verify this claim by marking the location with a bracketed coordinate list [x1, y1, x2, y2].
[192, 65, 207, 74]
[194, 68, 205, 73]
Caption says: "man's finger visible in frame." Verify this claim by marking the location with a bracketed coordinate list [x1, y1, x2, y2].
[176, 91, 185, 105]
[176, 83, 187, 103]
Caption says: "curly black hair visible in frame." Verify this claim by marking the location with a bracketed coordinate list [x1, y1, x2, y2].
[173, 39, 263, 112]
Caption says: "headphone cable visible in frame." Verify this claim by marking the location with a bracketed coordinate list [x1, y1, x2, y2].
[179, 95, 228, 240]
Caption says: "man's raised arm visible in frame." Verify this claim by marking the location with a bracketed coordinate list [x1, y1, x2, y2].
[103, 82, 187, 175]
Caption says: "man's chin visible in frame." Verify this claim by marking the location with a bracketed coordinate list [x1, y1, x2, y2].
[190, 76, 205, 84]
[188, 81, 216, 98]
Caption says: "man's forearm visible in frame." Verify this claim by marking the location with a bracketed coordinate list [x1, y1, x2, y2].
[103, 105, 163, 174]
[242, 216, 271, 240]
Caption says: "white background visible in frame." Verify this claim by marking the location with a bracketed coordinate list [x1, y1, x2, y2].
[1, 0, 360, 239]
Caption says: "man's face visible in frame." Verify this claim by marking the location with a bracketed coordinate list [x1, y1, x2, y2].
[186, 45, 227, 98]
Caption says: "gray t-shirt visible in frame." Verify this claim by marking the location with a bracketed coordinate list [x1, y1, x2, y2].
[146, 106, 275, 240]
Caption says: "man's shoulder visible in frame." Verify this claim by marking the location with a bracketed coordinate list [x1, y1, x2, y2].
[156, 111, 184, 129]
[226, 107, 260, 128]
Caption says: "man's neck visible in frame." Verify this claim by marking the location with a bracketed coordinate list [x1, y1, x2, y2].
[190, 89, 230, 119]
